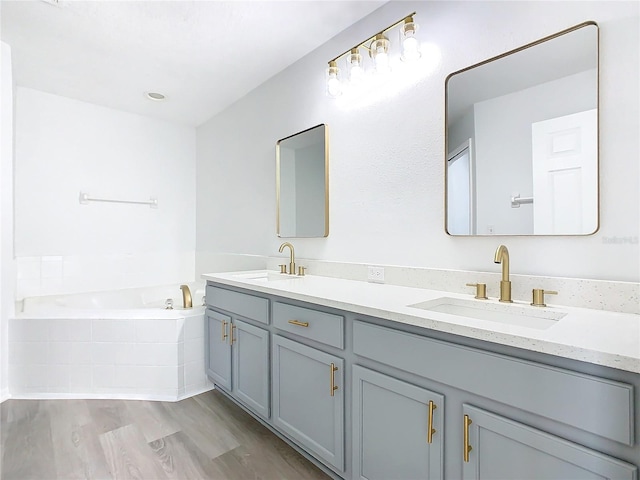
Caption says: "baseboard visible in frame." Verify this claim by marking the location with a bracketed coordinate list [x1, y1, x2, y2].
[177, 384, 215, 401]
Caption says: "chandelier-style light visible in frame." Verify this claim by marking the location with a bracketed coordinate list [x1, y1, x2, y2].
[325, 12, 421, 98]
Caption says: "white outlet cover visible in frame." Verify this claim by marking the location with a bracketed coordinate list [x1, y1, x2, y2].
[367, 266, 385, 283]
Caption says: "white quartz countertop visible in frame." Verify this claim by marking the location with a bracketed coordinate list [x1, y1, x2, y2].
[202, 270, 640, 374]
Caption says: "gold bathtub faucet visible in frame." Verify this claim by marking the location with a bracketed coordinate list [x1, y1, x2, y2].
[180, 284, 192, 308]
[493, 245, 512, 303]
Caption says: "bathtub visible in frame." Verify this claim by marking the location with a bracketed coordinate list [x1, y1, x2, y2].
[9, 283, 213, 401]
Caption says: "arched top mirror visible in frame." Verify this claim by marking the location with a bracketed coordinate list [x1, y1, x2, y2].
[276, 124, 329, 238]
[445, 22, 599, 236]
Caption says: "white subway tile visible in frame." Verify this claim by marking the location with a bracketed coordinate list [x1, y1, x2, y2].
[16, 278, 41, 299]
[48, 342, 72, 364]
[16, 257, 41, 280]
[135, 319, 178, 343]
[40, 277, 63, 295]
[184, 338, 204, 364]
[131, 343, 178, 366]
[92, 320, 135, 342]
[41, 256, 63, 279]
[49, 319, 92, 342]
[184, 361, 206, 390]
[9, 341, 49, 365]
[92, 365, 116, 388]
[10, 318, 49, 342]
[184, 315, 204, 340]
[68, 365, 92, 389]
[69, 342, 93, 365]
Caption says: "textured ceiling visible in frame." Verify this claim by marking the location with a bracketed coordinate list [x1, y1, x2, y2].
[1, 0, 385, 126]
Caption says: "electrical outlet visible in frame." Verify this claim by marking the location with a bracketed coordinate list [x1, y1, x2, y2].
[487, 225, 495, 234]
[367, 266, 385, 283]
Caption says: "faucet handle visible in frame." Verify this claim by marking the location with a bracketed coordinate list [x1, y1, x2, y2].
[531, 289, 558, 307]
[297, 266, 306, 276]
[279, 264, 287, 274]
[466, 283, 488, 300]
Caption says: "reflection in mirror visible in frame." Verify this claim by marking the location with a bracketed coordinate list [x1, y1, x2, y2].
[445, 22, 598, 236]
[277, 124, 329, 237]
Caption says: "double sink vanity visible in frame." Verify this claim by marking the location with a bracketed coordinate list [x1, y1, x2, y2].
[202, 18, 638, 480]
[202, 251, 640, 480]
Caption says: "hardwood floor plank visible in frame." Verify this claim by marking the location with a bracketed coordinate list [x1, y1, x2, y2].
[87, 399, 132, 435]
[1, 404, 57, 480]
[194, 391, 329, 480]
[160, 397, 240, 459]
[124, 400, 181, 443]
[99, 424, 169, 480]
[47, 400, 112, 480]
[148, 431, 221, 479]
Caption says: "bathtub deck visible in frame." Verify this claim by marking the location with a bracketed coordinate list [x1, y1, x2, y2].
[1, 390, 329, 480]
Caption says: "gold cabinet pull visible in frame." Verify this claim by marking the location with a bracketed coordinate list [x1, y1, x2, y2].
[463, 414, 473, 462]
[221, 320, 228, 341]
[230, 324, 236, 345]
[330, 363, 339, 397]
[427, 400, 437, 444]
[288, 319, 309, 328]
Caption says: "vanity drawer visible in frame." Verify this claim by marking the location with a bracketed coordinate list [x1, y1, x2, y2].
[273, 302, 344, 349]
[353, 320, 634, 446]
[206, 285, 269, 324]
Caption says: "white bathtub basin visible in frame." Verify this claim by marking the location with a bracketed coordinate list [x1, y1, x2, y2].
[408, 297, 566, 330]
[232, 271, 301, 282]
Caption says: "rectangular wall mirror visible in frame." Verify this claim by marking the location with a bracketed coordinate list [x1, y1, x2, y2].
[445, 22, 599, 236]
[276, 124, 329, 237]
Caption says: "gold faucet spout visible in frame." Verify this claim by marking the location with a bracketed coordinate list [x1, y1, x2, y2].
[180, 284, 192, 308]
[493, 245, 512, 303]
[278, 242, 296, 275]
[494, 244, 510, 282]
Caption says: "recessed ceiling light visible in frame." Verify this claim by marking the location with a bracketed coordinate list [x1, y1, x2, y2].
[146, 92, 166, 101]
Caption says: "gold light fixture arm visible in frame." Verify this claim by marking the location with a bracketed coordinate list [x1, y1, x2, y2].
[328, 12, 417, 64]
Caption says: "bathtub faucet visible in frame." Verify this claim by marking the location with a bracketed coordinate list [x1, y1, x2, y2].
[180, 285, 193, 308]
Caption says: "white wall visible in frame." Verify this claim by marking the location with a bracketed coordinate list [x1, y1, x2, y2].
[1, 41, 15, 402]
[14, 88, 197, 297]
[475, 69, 597, 235]
[196, 1, 639, 282]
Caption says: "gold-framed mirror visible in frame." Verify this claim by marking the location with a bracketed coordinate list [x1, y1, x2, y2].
[276, 124, 329, 237]
[445, 22, 599, 236]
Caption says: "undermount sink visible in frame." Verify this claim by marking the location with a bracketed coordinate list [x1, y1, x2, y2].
[232, 271, 301, 282]
[408, 297, 567, 330]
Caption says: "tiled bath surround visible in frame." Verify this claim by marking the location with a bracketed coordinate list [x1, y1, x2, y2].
[16, 252, 195, 299]
[8, 310, 212, 400]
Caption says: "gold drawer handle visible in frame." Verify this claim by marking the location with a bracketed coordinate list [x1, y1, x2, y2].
[427, 400, 437, 444]
[330, 363, 338, 397]
[463, 414, 473, 462]
[221, 320, 228, 341]
[230, 324, 236, 345]
[288, 320, 309, 328]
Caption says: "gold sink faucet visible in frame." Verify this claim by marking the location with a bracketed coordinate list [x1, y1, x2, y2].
[493, 245, 512, 303]
[180, 284, 193, 308]
[279, 242, 296, 275]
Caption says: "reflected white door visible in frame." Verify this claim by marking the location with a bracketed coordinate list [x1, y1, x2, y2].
[447, 140, 475, 235]
[531, 109, 597, 234]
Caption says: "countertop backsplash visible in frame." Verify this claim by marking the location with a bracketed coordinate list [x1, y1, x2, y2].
[266, 257, 640, 315]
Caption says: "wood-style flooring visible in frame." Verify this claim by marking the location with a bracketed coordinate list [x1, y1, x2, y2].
[0, 390, 330, 480]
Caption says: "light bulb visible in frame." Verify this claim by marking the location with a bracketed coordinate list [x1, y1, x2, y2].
[326, 61, 342, 98]
[375, 50, 390, 74]
[327, 75, 341, 97]
[401, 18, 421, 62]
[348, 48, 364, 85]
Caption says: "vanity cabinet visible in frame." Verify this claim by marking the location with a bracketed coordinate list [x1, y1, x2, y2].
[204, 280, 639, 480]
[205, 286, 270, 419]
[352, 365, 444, 480]
[461, 405, 637, 480]
[272, 334, 345, 472]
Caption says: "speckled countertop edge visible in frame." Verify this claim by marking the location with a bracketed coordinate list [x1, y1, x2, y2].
[203, 271, 640, 374]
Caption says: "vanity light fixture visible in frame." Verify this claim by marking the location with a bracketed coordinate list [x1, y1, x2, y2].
[325, 12, 420, 97]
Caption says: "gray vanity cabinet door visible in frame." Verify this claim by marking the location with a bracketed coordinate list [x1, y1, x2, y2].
[272, 335, 344, 472]
[206, 309, 232, 391]
[352, 365, 444, 480]
[232, 319, 269, 419]
[462, 405, 637, 480]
